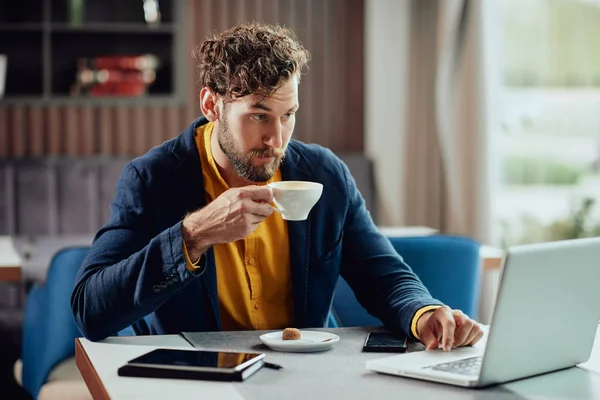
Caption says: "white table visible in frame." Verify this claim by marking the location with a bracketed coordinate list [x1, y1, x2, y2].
[378, 226, 440, 237]
[0, 236, 22, 282]
[76, 327, 600, 400]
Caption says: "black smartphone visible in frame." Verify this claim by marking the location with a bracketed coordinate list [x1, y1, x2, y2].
[118, 349, 266, 381]
[362, 331, 408, 353]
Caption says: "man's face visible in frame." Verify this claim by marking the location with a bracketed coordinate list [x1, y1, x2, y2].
[216, 75, 299, 183]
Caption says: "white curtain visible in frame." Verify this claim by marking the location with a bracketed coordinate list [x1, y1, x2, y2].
[403, 0, 492, 243]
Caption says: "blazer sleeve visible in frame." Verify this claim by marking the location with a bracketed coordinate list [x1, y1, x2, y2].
[71, 163, 207, 341]
[338, 161, 443, 338]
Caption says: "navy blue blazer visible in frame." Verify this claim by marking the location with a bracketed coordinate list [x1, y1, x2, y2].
[71, 117, 442, 341]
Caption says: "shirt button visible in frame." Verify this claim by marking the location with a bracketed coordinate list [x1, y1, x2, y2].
[248, 257, 255, 265]
[153, 285, 161, 293]
[254, 303, 259, 310]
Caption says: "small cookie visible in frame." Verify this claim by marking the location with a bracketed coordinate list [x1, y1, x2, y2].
[282, 327, 301, 340]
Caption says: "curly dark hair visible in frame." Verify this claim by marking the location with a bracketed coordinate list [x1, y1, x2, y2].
[193, 22, 310, 100]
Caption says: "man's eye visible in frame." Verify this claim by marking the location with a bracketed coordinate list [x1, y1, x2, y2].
[251, 114, 267, 121]
[283, 113, 295, 119]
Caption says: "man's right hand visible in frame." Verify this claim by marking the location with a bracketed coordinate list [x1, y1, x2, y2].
[181, 186, 274, 261]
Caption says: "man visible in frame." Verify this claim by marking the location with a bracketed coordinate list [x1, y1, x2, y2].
[71, 22, 483, 351]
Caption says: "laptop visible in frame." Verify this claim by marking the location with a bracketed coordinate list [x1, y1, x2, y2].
[366, 237, 600, 388]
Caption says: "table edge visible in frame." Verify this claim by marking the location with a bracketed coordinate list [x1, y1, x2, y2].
[76, 338, 111, 400]
[0, 266, 21, 282]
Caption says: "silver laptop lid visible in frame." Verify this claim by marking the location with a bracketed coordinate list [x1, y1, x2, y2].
[478, 238, 600, 387]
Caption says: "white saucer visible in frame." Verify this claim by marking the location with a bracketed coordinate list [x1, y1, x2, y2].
[259, 330, 340, 353]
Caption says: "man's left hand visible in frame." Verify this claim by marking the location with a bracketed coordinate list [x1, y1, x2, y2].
[416, 306, 484, 351]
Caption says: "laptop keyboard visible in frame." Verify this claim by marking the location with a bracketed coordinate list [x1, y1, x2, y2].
[429, 356, 483, 376]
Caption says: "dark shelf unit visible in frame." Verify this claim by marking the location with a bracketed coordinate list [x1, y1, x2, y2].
[0, 23, 44, 31]
[0, 0, 187, 104]
[49, 22, 177, 33]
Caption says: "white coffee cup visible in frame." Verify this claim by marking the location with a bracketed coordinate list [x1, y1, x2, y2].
[268, 181, 323, 221]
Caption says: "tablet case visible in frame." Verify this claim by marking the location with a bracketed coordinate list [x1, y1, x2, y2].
[118, 359, 265, 382]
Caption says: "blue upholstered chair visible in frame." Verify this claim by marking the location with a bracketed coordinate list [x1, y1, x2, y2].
[21, 247, 90, 398]
[330, 235, 481, 327]
[20, 246, 153, 397]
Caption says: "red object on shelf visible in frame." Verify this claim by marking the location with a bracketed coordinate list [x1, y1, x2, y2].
[78, 55, 159, 71]
[72, 54, 159, 97]
[78, 68, 156, 85]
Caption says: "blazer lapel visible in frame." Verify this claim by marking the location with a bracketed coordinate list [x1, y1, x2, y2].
[171, 117, 221, 330]
[280, 144, 312, 327]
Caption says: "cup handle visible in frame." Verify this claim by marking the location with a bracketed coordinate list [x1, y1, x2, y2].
[271, 206, 282, 214]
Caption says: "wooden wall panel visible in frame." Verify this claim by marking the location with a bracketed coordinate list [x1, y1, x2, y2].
[115, 107, 130, 156]
[132, 107, 147, 155]
[0, 109, 7, 157]
[345, 0, 365, 151]
[28, 107, 44, 156]
[64, 107, 78, 156]
[0, 104, 187, 157]
[98, 107, 113, 155]
[80, 107, 94, 156]
[47, 108, 62, 155]
[10, 107, 25, 157]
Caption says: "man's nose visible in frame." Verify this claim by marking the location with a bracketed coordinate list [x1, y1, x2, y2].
[265, 120, 283, 149]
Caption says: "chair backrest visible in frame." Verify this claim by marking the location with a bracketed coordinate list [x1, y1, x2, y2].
[331, 235, 481, 328]
[21, 246, 89, 397]
[388, 235, 481, 318]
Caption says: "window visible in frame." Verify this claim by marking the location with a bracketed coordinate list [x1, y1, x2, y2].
[495, 0, 600, 247]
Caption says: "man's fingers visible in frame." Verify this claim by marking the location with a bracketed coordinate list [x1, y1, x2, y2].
[451, 311, 471, 347]
[243, 199, 274, 218]
[439, 307, 456, 352]
[461, 323, 482, 347]
[452, 326, 470, 348]
[421, 327, 440, 351]
[239, 186, 274, 202]
[467, 329, 485, 347]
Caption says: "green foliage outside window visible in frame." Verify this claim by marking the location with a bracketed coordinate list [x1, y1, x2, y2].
[501, 197, 600, 247]
[503, 156, 585, 185]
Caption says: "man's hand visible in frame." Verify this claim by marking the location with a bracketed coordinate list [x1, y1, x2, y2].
[181, 186, 274, 260]
[416, 306, 484, 351]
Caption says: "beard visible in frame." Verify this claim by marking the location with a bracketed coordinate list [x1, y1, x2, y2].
[216, 113, 285, 183]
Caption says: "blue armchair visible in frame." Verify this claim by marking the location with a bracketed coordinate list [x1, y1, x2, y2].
[330, 235, 481, 327]
[21, 247, 90, 398]
[20, 246, 156, 397]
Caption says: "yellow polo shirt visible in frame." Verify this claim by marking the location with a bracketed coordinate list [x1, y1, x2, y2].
[183, 121, 437, 336]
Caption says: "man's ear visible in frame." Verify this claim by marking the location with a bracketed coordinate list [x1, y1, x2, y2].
[199, 87, 220, 122]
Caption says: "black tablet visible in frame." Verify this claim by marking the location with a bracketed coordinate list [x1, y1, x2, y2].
[118, 348, 266, 382]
